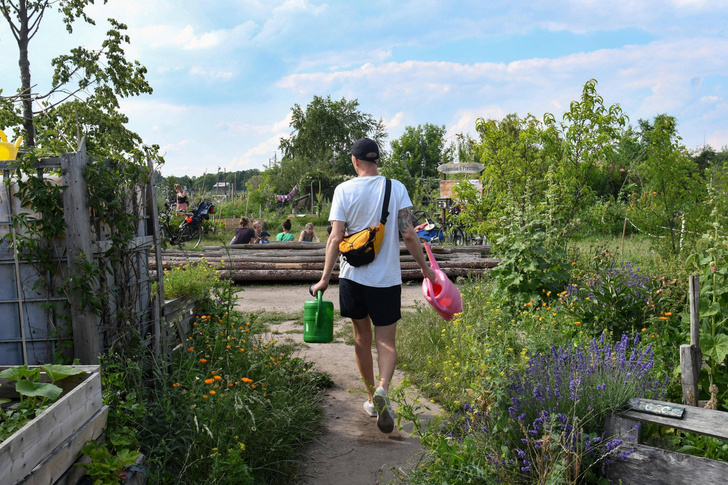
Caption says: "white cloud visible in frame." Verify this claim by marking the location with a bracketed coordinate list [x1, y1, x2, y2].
[386, 112, 405, 130]
[189, 67, 234, 80]
[253, 0, 328, 44]
[220, 112, 292, 135]
[228, 133, 286, 171]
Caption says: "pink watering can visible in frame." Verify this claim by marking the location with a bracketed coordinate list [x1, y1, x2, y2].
[422, 242, 463, 321]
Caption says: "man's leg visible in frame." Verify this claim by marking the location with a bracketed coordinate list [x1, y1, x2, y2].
[352, 316, 376, 402]
[374, 322, 397, 392]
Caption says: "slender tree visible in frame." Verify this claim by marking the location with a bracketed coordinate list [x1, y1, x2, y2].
[0, 1, 152, 149]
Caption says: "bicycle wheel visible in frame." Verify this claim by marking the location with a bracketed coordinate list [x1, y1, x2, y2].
[450, 227, 466, 246]
[178, 224, 203, 250]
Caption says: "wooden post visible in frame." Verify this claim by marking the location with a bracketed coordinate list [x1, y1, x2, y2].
[147, 157, 163, 356]
[61, 139, 99, 364]
[621, 217, 628, 264]
[680, 275, 702, 406]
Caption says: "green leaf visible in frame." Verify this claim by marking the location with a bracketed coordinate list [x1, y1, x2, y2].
[702, 301, 722, 317]
[41, 364, 86, 383]
[701, 333, 728, 363]
[16, 380, 63, 401]
[0, 365, 40, 382]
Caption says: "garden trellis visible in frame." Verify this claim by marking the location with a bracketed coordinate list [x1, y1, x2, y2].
[0, 140, 172, 365]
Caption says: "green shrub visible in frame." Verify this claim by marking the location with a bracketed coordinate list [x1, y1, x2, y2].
[163, 260, 222, 300]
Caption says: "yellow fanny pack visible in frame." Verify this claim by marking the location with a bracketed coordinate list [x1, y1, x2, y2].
[339, 178, 392, 267]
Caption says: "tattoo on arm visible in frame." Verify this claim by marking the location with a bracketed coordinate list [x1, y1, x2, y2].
[398, 208, 413, 234]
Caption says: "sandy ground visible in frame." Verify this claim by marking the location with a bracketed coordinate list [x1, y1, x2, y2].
[234, 283, 442, 485]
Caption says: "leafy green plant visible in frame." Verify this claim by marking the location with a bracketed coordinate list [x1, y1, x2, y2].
[491, 193, 570, 307]
[686, 191, 728, 405]
[162, 259, 224, 301]
[77, 440, 141, 485]
[559, 248, 670, 337]
[0, 364, 86, 442]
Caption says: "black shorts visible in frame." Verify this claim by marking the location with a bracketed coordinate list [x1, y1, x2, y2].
[338, 279, 402, 327]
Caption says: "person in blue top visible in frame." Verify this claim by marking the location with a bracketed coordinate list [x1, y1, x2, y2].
[311, 137, 436, 434]
[299, 222, 320, 242]
[275, 219, 295, 241]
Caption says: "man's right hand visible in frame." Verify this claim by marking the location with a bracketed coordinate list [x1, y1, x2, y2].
[311, 279, 329, 296]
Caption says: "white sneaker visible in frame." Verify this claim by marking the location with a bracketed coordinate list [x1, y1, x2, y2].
[373, 386, 394, 433]
[363, 400, 377, 417]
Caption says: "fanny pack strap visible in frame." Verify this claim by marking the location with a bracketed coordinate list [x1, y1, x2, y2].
[380, 178, 391, 225]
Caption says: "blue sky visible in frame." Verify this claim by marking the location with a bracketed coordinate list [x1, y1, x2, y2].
[1, 0, 727, 176]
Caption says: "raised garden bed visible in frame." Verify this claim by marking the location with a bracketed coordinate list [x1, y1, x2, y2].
[0, 365, 107, 484]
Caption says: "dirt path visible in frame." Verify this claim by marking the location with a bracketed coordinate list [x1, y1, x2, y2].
[234, 283, 442, 484]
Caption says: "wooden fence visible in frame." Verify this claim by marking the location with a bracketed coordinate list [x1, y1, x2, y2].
[0, 141, 173, 365]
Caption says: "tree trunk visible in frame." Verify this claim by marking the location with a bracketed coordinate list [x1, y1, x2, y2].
[18, 2, 35, 147]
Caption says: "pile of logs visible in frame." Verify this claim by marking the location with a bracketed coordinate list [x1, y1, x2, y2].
[150, 241, 498, 283]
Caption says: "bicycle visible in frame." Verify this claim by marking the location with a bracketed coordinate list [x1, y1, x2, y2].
[440, 203, 469, 246]
[158, 200, 215, 250]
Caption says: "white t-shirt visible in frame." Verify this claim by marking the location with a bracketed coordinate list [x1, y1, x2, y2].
[329, 175, 412, 287]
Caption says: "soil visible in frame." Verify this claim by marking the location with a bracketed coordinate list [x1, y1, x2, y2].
[234, 282, 442, 484]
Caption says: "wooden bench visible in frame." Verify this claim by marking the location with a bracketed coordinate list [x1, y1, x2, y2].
[605, 398, 728, 484]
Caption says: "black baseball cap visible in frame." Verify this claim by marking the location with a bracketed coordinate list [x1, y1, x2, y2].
[349, 138, 380, 164]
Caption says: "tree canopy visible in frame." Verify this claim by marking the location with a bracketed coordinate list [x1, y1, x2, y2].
[0, 0, 155, 161]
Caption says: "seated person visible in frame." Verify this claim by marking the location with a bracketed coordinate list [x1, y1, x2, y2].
[252, 220, 264, 243]
[299, 222, 321, 242]
[258, 231, 271, 244]
[275, 219, 295, 241]
[230, 217, 255, 244]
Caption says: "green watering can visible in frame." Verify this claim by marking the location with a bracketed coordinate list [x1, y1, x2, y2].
[304, 289, 334, 343]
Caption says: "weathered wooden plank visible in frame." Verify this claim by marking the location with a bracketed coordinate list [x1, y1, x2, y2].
[60, 140, 99, 364]
[680, 344, 701, 406]
[19, 406, 108, 485]
[606, 443, 728, 485]
[0, 368, 102, 484]
[620, 398, 728, 440]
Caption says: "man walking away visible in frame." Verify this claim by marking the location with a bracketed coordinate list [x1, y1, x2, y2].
[312, 137, 436, 434]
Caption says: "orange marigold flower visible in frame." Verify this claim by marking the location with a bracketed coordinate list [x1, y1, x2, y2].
[251, 384, 257, 389]
[664, 312, 672, 316]
[226, 345, 231, 349]
[659, 316, 668, 320]
[200, 358, 207, 363]
[214, 375, 222, 380]
[203, 395, 209, 399]
[574, 322, 581, 325]
[641, 328, 646, 332]
[242, 377, 253, 383]
[173, 382, 181, 387]
[205, 378, 214, 384]
[188, 348, 194, 352]
[228, 383, 234, 387]
[240, 348, 245, 352]
[209, 390, 216, 395]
